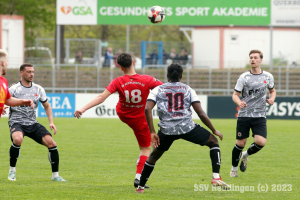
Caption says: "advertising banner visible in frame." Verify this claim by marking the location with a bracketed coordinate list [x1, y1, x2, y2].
[207, 96, 300, 119]
[57, 0, 271, 26]
[76, 93, 207, 119]
[38, 93, 75, 117]
[271, 0, 300, 26]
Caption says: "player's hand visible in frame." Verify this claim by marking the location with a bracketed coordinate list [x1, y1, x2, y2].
[239, 101, 247, 109]
[266, 99, 274, 105]
[22, 99, 34, 109]
[1, 106, 8, 115]
[49, 123, 57, 135]
[213, 130, 223, 141]
[74, 109, 85, 119]
[151, 133, 160, 148]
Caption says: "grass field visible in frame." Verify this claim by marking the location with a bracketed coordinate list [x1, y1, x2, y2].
[0, 118, 299, 199]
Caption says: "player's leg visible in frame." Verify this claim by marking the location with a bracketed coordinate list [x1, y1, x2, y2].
[231, 117, 250, 176]
[137, 131, 175, 193]
[240, 118, 267, 171]
[30, 123, 66, 181]
[8, 124, 25, 181]
[181, 124, 230, 189]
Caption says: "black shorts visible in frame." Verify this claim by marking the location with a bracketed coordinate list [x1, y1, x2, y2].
[156, 124, 211, 152]
[236, 117, 267, 140]
[9, 123, 52, 145]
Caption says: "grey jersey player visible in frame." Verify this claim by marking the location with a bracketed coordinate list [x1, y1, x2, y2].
[7, 63, 66, 182]
[230, 50, 276, 178]
[136, 63, 231, 193]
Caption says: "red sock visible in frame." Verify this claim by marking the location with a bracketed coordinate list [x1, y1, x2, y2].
[136, 155, 148, 174]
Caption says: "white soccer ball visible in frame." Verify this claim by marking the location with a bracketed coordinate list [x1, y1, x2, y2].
[147, 6, 165, 24]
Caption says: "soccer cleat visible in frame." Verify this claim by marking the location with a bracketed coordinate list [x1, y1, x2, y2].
[230, 170, 238, 177]
[211, 177, 231, 190]
[240, 151, 248, 172]
[134, 178, 150, 189]
[136, 186, 145, 193]
[51, 176, 66, 181]
[8, 171, 16, 181]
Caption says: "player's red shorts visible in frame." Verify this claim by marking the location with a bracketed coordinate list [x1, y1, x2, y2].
[118, 114, 151, 147]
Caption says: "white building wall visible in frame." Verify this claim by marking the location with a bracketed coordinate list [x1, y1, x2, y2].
[1, 17, 24, 69]
[192, 29, 220, 68]
[192, 27, 300, 68]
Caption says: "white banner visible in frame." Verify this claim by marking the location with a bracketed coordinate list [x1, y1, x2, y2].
[76, 93, 207, 119]
[57, 0, 97, 25]
[271, 0, 300, 26]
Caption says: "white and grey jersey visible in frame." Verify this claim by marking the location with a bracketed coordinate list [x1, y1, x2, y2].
[147, 82, 200, 135]
[235, 70, 274, 118]
[8, 81, 47, 126]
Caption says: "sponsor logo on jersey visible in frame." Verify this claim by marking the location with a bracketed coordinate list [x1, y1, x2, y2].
[0, 87, 6, 103]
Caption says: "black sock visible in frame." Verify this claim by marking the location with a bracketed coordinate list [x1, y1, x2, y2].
[232, 144, 244, 167]
[10, 143, 21, 167]
[139, 161, 155, 187]
[247, 143, 264, 156]
[48, 146, 59, 172]
[210, 144, 221, 174]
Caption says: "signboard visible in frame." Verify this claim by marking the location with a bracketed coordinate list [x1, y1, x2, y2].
[271, 0, 300, 26]
[57, 0, 271, 26]
[38, 93, 75, 117]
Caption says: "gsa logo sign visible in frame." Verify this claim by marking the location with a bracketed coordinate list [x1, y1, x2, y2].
[38, 93, 75, 118]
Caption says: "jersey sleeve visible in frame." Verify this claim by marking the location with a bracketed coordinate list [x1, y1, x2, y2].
[39, 87, 48, 103]
[190, 89, 200, 104]
[148, 76, 163, 90]
[234, 76, 244, 93]
[268, 74, 275, 89]
[6, 89, 11, 100]
[147, 86, 159, 103]
[106, 78, 118, 94]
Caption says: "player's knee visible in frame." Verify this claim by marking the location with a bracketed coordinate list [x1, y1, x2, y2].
[13, 137, 23, 146]
[206, 134, 219, 147]
[236, 139, 246, 147]
[43, 135, 56, 148]
[255, 140, 266, 147]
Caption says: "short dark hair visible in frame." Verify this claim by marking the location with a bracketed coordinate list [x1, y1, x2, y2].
[117, 53, 132, 68]
[20, 63, 33, 71]
[167, 63, 183, 80]
[249, 50, 263, 59]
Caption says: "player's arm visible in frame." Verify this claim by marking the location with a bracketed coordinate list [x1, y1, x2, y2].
[42, 100, 57, 135]
[74, 89, 111, 118]
[5, 97, 34, 108]
[145, 100, 160, 148]
[232, 91, 247, 108]
[192, 102, 223, 141]
[267, 88, 276, 105]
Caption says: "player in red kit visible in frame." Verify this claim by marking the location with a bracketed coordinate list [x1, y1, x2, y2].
[0, 49, 33, 118]
[74, 53, 163, 188]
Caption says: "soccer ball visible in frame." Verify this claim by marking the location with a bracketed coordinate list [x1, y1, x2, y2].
[147, 6, 165, 24]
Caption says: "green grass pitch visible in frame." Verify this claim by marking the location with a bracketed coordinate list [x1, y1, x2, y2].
[0, 118, 299, 199]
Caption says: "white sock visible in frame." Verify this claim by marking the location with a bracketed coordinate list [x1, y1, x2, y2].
[135, 173, 141, 180]
[52, 172, 59, 179]
[213, 173, 220, 179]
[231, 166, 238, 171]
[10, 167, 16, 172]
[244, 151, 249, 158]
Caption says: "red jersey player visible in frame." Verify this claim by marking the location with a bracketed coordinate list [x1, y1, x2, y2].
[0, 49, 33, 118]
[74, 53, 163, 188]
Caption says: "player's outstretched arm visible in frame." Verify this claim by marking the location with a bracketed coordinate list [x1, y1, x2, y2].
[232, 91, 247, 108]
[145, 100, 160, 148]
[267, 88, 276, 105]
[74, 89, 111, 119]
[42, 101, 57, 135]
[192, 102, 223, 141]
[5, 97, 34, 108]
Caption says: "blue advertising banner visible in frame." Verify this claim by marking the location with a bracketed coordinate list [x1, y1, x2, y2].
[38, 93, 75, 117]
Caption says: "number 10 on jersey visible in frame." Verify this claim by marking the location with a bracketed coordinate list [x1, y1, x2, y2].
[166, 93, 184, 112]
